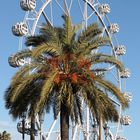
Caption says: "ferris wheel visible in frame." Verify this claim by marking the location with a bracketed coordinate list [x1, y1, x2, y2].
[9, 0, 132, 140]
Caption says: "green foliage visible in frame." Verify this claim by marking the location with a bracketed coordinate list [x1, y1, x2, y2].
[36, 69, 58, 112]
[61, 15, 74, 45]
[0, 131, 11, 140]
[32, 42, 61, 58]
[90, 53, 124, 71]
[5, 14, 128, 131]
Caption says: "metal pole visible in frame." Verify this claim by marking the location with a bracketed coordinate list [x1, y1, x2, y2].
[22, 118, 25, 140]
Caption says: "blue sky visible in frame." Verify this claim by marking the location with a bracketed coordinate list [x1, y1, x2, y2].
[0, 0, 140, 140]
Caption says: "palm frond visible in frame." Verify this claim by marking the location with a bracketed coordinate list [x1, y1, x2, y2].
[93, 87, 119, 122]
[5, 86, 16, 109]
[54, 27, 64, 44]
[94, 77, 128, 109]
[81, 85, 99, 122]
[32, 43, 61, 58]
[74, 93, 83, 124]
[13, 49, 32, 60]
[11, 63, 40, 86]
[73, 23, 82, 33]
[65, 83, 74, 113]
[78, 23, 102, 43]
[90, 54, 124, 71]
[52, 82, 66, 119]
[75, 37, 110, 57]
[6, 81, 42, 119]
[71, 97, 79, 124]
[36, 70, 58, 112]
[40, 24, 61, 43]
[10, 73, 42, 103]
[89, 37, 110, 50]
[62, 15, 74, 45]
[26, 24, 59, 47]
[82, 84, 119, 123]
[25, 35, 47, 46]
[52, 93, 61, 119]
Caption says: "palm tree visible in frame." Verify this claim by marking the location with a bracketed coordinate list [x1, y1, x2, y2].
[0, 131, 11, 140]
[5, 15, 128, 140]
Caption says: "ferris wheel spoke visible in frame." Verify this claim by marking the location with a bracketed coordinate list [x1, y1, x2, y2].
[32, 9, 38, 17]
[77, 0, 85, 21]
[26, 21, 33, 35]
[40, 0, 44, 4]
[50, 0, 54, 25]
[68, 0, 74, 14]
[55, 0, 68, 15]
[41, 11, 53, 26]
[23, 11, 30, 21]
[87, 10, 96, 20]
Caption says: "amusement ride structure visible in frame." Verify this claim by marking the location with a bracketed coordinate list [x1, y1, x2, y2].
[9, 0, 132, 140]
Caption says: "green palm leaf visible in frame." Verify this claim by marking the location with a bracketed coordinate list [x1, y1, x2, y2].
[25, 35, 47, 46]
[89, 37, 110, 50]
[62, 15, 74, 45]
[11, 63, 41, 86]
[94, 77, 128, 109]
[36, 69, 58, 112]
[10, 73, 42, 103]
[78, 23, 102, 43]
[90, 54, 124, 71]
[32, 42, 61, 58]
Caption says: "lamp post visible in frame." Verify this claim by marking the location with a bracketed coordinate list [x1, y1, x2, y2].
[21, 112, 26, 140]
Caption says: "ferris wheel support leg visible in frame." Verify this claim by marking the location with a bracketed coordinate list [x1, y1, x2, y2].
[99, 117, 103, 140]
[46, 118, 58, 140]
[86, 107, 90, 140]
[56, 129, 60, 140]
[39, 123, 42, 140]
[115, 105, 122, 140]
[64, 0, 69, 15]
[84, 0, 88, 27]
[72, 125, 78, 140]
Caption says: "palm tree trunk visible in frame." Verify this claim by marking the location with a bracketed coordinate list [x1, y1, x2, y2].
[60, 102, 69, 140]
[99, 117, 103, 140]
[30, 115, 35, 140]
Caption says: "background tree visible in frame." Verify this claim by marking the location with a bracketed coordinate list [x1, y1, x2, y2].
[5, 15, 128, 140]
[0, 131, 11, 140]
